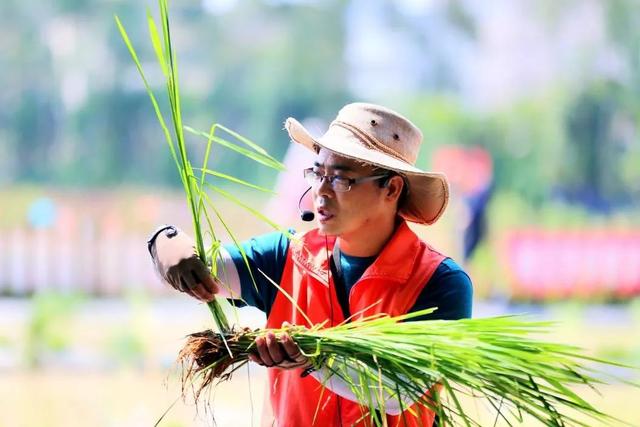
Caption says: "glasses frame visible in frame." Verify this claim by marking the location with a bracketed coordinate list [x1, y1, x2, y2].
[303, 167, 390, 193]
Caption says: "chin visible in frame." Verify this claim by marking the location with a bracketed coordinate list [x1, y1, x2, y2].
[316, 221, 340, 236]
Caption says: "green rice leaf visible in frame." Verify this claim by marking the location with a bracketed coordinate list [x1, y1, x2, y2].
[195, 168, 276, 194]
[146, 10, 168, 78]
[185, 125, 286, 171]
[205, 183, 282, 231]
[114, 15, 179, 173]
[214, 123, 275, 158]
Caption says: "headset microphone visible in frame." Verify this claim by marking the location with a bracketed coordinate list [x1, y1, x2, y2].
[298, 187, 315, 222]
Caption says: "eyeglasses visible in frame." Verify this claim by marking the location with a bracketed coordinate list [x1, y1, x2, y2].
[303, 168, 389, 193]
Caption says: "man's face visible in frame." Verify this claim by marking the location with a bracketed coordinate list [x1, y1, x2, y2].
[310, 149, 391, 238]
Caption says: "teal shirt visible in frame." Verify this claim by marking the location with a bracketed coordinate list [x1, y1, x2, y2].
[226, 231, 473, 321]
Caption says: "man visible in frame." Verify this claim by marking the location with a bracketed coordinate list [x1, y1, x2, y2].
[149, 103, 473, 426]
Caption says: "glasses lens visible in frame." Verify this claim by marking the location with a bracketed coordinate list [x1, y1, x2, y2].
[304, 169, 320, 186]
[332, 177, 350, 192]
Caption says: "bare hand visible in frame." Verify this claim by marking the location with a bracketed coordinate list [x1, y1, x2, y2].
[249, 327, 311, 370]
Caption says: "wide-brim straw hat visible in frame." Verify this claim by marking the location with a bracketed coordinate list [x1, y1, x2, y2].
[284, 102, 449, 225]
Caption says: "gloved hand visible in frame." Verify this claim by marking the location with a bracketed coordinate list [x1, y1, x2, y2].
[148, 226, 219, 301]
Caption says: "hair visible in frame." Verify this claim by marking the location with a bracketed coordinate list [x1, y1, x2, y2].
[374, 167, 409, 212]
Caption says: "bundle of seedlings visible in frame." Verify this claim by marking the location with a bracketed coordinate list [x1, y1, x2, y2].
[117, 2, 637, 426]
[178, 308, 633, 426]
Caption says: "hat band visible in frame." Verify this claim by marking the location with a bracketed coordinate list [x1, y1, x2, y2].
[331, 120, 414, 166]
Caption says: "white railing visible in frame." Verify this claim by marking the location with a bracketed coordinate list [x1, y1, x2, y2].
[0, 227, 167, 296]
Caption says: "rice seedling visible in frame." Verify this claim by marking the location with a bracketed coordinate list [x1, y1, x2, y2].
[116, 2, 638, 425]
[115, 1, 286, 334]
[177, 308, 636, 427]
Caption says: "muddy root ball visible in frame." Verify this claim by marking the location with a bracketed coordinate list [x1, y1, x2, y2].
[178, 328, 255, 399]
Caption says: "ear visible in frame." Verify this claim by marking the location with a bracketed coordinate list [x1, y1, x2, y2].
[384, 175, 404, 202]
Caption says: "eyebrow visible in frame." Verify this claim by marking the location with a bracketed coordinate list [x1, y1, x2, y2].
[313, 161, 354, 172]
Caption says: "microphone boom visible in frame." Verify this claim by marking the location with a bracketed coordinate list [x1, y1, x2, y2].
[298, 187, 315, 222]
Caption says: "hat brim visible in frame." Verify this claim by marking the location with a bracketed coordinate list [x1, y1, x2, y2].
[285, 117, 449, 225]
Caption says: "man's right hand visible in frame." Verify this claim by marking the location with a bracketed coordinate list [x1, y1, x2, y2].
[148, 226, 220, 302]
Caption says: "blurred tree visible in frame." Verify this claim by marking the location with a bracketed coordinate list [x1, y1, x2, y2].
[605, 0, 640, 97]
[406, 93, 566, 205]
[603, 0, 640, 203]
[1, 0, 349, 187]
[0, 0, 637, 201]
[0, 1, 60, 183]
[560, 81, 634, 210]
[191, 0, 349, 184]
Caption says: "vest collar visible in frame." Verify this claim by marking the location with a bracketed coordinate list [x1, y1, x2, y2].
[291, 219, 421, 286]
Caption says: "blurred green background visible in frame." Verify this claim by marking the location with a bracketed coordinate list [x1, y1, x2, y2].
[0, 0, 639, 426]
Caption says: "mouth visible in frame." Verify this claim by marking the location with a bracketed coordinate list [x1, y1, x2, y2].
[316, 207, 335, 223]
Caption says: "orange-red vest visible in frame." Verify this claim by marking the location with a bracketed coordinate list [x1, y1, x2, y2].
[264, 220, 446, 427]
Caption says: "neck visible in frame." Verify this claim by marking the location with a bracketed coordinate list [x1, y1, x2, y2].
[337, 215, 398, 257]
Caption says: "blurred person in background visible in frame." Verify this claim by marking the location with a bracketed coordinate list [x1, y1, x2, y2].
[148, 103, 473, 426]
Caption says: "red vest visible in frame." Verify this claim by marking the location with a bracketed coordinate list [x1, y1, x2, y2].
[264, 220, 446, 427]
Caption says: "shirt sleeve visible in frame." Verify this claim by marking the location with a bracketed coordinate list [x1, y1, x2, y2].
[407, 258, 473, 321]
[223, 230, 292, 315]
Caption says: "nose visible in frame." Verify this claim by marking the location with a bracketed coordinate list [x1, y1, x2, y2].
[315, 175, 334, 198]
